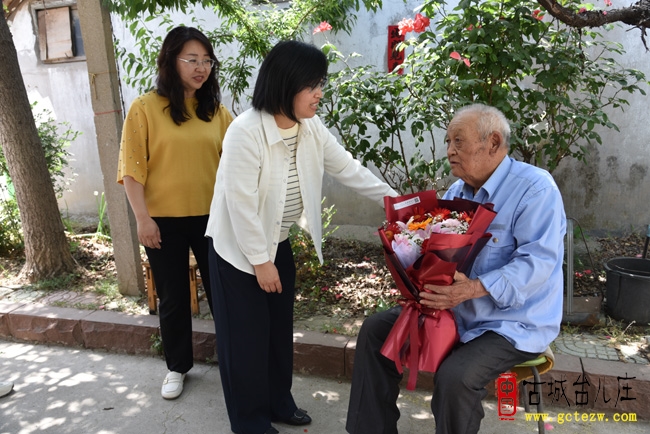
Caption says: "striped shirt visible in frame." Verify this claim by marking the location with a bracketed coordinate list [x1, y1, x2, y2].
[279, 124, 303, 240]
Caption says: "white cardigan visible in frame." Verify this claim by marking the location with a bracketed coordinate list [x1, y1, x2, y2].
[205, 108, 397, 275]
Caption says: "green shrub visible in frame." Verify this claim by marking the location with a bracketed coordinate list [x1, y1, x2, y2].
[290, 198, 338, 297]
[320, 0, 647, 194]
[0, 182, 22, 256]
[0, 103, 79, 255]
[112, 0, 386, 114]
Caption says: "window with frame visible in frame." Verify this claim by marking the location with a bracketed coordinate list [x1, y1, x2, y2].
[32, 1, 85, 63]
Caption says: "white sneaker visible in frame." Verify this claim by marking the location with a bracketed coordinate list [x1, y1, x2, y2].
[161, 372, 186, 400]
[0, 381, 13, 398]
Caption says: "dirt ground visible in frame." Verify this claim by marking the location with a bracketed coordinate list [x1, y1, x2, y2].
[1, 230, 649, 337]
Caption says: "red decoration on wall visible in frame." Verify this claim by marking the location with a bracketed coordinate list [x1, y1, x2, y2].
[387, 25, 405, 74]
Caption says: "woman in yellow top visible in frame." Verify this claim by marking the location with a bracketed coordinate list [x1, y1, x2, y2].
[117, 26, 232, 400]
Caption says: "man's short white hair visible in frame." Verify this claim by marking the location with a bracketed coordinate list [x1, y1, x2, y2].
[455, 104, 511, 149]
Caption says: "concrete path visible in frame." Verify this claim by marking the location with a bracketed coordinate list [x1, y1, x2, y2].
[1, 340, 649, 434]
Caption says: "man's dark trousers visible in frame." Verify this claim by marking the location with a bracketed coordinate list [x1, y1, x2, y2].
[346, 307, 537, 434]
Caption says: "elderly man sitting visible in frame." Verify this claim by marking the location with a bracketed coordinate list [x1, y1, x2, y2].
[346, 103, 566, 434]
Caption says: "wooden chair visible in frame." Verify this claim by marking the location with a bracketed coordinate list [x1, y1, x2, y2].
[143, 255, 201, 315]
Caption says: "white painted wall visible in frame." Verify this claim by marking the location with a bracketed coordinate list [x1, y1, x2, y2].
[9, 2, 104, 226]
[314, 1, 429, 232]
[322, 0, 650, 235]
[111, 6, 228, 111]
[8, 0, 650, 236]
[110, 1, 428, 236]
[552, 2, 650, 234]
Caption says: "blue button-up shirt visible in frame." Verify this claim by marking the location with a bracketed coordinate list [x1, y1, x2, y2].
[444, 156, 566, 353]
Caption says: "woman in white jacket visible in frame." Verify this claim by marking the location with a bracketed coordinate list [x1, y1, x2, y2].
[205, 40, 397, 434]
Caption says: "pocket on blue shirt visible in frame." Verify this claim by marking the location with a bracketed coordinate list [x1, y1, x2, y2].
[472, 229, 515, 276]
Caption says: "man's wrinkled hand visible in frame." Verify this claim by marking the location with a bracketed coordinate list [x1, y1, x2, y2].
[419, 271, 489, 310]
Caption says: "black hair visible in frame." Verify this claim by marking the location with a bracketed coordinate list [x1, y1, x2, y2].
[156, 26, 222, 125]
[252, 40, 328, 123]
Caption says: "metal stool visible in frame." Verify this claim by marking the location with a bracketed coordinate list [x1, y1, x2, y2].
[143, 257, 201, 315]
[516, 355, 548, 433]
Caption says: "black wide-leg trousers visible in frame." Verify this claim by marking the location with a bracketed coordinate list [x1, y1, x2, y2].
[209, 239, 298, 434]
[346, 307, 537, 434]
[144, 215, 213, 374]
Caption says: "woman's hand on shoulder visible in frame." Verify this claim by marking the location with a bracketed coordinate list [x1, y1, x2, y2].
[253, 261, 282, 293]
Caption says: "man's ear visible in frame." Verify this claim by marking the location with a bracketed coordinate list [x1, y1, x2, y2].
[488, 131, 504, 155]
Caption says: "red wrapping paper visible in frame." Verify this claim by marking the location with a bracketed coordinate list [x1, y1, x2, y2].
[378, 190, 496, 390]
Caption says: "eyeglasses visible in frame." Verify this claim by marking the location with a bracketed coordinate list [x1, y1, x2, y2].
[177, 58, 216, 69]
[309, 77, 328, 92]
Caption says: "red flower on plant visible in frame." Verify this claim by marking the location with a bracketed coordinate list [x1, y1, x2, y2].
[604, 0, 612, 6]
[398, 18, 414, 35]
[313, 21, 333, 34]
[532, 9, 544, 20]
[398, 13, 430, 35]
[579, 7, 587, 13]
[413, 13, 430, 33]
[450, 51, 471, 68]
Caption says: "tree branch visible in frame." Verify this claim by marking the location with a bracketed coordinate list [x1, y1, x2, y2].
[537, 0, 650, 49]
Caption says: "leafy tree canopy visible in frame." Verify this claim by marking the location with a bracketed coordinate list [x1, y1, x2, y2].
[102, 0, 383, 24]
[102, 0, 650, 48]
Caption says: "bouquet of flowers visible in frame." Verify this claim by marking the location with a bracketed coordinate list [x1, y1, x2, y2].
[387, 207, 474, 270]
[378, 190, 497, 390]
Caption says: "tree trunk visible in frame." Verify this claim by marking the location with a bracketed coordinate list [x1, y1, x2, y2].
[0, 12, 76, 281]
[77, 0, 146, 296]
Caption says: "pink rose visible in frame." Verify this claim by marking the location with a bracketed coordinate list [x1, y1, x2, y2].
[313, 21, 333, 34]
[413, 13, 430, 33]
[398, 18, 415, 35]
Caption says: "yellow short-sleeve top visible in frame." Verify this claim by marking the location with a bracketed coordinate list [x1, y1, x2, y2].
[116, 91, 233, 217]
